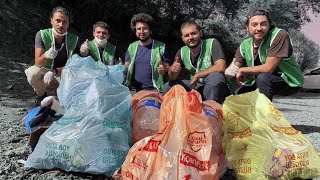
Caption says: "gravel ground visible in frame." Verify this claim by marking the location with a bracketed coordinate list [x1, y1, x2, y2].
[273, 92, 320, 152]
[0, 56, 319, 179]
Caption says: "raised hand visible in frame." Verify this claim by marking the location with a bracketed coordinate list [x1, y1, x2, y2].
[80, 39, 90, 56]
[44, 42, 58, 59]
[170, 56, 182, 73]
[157, 58, 165, 75]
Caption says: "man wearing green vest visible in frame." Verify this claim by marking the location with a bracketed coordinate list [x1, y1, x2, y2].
[25, 6, 79, 106]
[124, 13, 171, 93]
[163, 20, 229, 104]
[80, 21, 121, 65]
[225, 8, 303, 101]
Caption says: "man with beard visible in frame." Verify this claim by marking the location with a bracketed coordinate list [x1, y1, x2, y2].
[124, 13, 171, 93]
[163, 20, 229, 104]
[80, 21, 121, 65]
[225, 8, 303, 101]
[25, 6, 79, 105]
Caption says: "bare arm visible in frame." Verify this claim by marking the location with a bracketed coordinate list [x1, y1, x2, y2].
[195, 59, 226, 79]
[34, 47, 47, 67]
[238, 56, 281, 74]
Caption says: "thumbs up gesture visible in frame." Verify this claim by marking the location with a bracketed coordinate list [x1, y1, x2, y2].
[170, 56, 182, 73]
[80, 39, 90, 56]
[44, 42, 58, 59]
[157, 58, 165, 75]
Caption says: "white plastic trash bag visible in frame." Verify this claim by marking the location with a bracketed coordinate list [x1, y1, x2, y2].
[25, 55, 132, 176]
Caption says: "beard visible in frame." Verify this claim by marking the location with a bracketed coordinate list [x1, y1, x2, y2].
[187, 39, 201, 49]
[138, 35, 151, 42]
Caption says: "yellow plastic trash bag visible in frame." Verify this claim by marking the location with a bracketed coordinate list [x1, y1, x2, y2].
[222, 89, 320, 180]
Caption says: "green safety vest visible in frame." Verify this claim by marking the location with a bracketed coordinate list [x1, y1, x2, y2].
[125, 40, 165, 92]
[240, 27, 304, 87]
[89, 40, 116, 65]
[40, 28, 78, 69]
[181, 38, 215, 83]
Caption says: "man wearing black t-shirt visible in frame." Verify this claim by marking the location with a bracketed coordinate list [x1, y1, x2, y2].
[163, 20, 229, 104]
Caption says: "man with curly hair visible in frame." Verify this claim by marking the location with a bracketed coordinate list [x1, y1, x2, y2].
[124, 13, 171, 93]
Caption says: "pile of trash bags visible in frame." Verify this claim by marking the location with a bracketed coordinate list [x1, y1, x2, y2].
[120, 85, 228, 179]
[23, 55, 320, 179]
[25, 55, 132, 176]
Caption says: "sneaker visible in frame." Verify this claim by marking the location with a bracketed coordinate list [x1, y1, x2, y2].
[34, 93, 47, 107]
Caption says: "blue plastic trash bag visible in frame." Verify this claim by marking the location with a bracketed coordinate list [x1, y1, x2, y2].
[24, 106, 56, 133]
[25, 55, 132, 176]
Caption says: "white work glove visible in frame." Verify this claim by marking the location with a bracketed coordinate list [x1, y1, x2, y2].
[41, 96, 54, 107]
[43, 71, 55, 85]
[80, 39, 90, 56]
[41, 96, 65, 114]
[44, 43, 58, 59]
[225, 63, 239, 77]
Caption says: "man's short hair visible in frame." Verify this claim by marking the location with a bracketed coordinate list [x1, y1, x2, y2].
[50, 6, 70, 19]
[246, 8, 272, 25]
[180, 20, 201, 35]
[93, 21, 111, 33]
[130, 13, 154, 32]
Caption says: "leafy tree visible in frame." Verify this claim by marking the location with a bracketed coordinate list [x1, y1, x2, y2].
[289, 29, 320, 73]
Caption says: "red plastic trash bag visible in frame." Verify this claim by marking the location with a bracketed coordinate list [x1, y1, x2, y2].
[117, 85, 227, 180]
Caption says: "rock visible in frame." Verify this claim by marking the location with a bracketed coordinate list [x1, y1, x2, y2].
[5, 85, 13, 90]
[4, 146, 29, 157]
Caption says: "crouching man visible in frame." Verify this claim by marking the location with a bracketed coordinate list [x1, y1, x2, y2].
[25, 6, 79, 105]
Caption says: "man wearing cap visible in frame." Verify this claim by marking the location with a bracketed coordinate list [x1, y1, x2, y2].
[225, 8, 303, 101]
[163, 20, 229, 104]
[25, 6, 79, 105]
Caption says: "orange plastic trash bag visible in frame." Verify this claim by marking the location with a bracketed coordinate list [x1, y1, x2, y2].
[118, 85, 227, 180]
[222, 89, 320, 180]
[132, 90, 163, 145]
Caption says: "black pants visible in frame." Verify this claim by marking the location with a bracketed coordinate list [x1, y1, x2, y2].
[236, 73, 302, 101]
[163, 72, 230, 104]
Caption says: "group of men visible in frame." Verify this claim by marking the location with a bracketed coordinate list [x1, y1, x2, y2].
[25, 6, 304, 106]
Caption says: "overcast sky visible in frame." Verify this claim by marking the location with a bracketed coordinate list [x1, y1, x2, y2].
[301, 11, 320, 46]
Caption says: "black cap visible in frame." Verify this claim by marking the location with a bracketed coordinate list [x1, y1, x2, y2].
[247, 8, 269, 20]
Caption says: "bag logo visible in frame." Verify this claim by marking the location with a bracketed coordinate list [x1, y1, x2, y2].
[203, 56, 212, 68]
[131, 154, 148, 170]
[187, 131, 207, 152]
[138, 139, 161, 152]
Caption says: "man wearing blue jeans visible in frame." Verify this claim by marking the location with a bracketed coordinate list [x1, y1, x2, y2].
[225, 8, 304, 100]
[163, 20, 229, 104]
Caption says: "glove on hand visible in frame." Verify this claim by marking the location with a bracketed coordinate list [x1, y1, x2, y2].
[44, 43, 58, 59]
[225, 63, 239, 77]
[80, 39, 90, 55]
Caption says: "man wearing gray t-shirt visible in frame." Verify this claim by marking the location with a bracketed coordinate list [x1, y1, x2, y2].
[25, 6, 79, 105]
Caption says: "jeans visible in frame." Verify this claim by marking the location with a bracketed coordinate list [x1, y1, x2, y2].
[236, 73, 302, 101]
[163, 72, 230, 104]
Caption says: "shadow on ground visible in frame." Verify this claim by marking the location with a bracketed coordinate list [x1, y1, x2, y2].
[292, 125, 320, 134]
